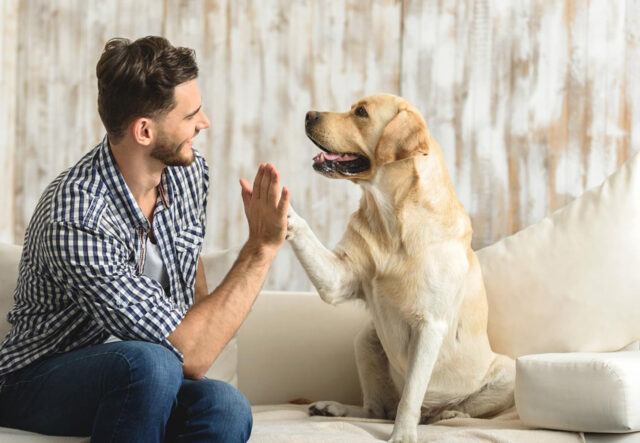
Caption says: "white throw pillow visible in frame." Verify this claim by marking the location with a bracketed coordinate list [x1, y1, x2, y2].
[477, 152, 640, 358]
[516, 351, 640, 432]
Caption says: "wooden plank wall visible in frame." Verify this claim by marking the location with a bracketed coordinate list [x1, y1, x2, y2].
[1, 0, 638, 291]
[0, 0, 18, 243]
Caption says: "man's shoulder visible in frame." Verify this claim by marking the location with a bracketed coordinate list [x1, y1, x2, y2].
[48, 143, 111, 225]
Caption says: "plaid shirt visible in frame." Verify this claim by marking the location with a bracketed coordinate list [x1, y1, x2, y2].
[0, 136, 209, 378]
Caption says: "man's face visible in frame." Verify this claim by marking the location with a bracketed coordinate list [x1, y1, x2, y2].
[151, 79, 210, 167]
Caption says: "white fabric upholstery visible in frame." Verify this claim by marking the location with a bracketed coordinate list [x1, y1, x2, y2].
[249, 404, 583, 443]
[236, 291, 368, 406]
[477, 152, 640, 358]
[0, 243, 21, 341]
[516, 352, 640, 433]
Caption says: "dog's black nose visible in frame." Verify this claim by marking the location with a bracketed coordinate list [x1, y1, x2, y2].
[305, 111, 320, 127]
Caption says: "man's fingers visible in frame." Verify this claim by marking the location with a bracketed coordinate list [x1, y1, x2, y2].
[267, 167, 280, 206]
[253, 164, 265, 200]
[260, 164, 272, 204]
[277, 186, 290, 215]
[239, 177, 252, 195]
[239, 178, 251, 208]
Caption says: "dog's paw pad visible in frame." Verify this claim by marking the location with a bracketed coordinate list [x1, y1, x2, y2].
[308, 401, 348, 417]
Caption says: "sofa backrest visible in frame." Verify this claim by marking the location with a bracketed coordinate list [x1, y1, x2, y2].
[0, 243, 21, 340]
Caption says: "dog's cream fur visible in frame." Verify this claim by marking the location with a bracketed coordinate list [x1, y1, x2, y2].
[287, 94, 514, 443]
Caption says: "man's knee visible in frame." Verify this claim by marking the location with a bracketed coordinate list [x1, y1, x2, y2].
[106, 341, 183, 401]
[181, 378, 252, 442]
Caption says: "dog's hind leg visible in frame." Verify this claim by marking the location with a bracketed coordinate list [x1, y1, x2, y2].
[446, 354, 515, 420]
[355, 322, 400, 420]
[309, 322, 399, 420]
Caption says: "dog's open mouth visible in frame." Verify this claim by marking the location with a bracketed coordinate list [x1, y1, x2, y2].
[308, 138, 370, 176]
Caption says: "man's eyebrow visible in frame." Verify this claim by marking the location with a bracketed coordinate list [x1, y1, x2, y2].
[184, 105, 201, 119]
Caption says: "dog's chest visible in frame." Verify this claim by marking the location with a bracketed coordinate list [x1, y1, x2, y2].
[361, 247, 457, 375]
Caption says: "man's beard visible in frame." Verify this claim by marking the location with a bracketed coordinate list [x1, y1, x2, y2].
[151, 130, 196, 167]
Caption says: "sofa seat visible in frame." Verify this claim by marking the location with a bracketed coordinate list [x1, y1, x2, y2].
[249, 404, 584, 443]
[0, 427, 87, 442]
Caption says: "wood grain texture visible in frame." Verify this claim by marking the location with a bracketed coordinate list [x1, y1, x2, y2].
[0, 0, 18, 243]
[1, 0, 638, 290]
[402, 0, 636, 249]
[163, 0, 402, 289]
[11, 0, 164, 244]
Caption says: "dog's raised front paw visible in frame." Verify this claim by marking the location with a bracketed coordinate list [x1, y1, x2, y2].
[308, 400, 348, 417]
[286, 205, 305, 240]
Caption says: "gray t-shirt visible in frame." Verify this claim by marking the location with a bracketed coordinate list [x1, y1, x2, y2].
[105, 236, 169, 343]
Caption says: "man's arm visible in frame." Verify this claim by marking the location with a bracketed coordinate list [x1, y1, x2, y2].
[168, 163, 289, 379]
[194, 257, 208, 304]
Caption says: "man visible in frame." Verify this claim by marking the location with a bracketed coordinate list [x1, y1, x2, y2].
[0, 36, 288, 442]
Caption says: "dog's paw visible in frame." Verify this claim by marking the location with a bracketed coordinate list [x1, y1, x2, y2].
[388, 427, 417, 443]
[286, 205, 305, 240]
[308, 400, 348, 417]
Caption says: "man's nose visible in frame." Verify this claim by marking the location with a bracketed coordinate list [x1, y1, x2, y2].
[198, 111, 211, 130]
[305, 111, 320, 127]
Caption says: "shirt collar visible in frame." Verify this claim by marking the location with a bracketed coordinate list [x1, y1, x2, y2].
[97, 135, 172, 230]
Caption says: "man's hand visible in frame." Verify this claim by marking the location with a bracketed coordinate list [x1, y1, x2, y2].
[239, 163, 289, 256]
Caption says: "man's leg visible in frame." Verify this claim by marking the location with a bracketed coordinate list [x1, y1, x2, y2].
[166, 378, 253, 443]
[0, 340, 183, 442]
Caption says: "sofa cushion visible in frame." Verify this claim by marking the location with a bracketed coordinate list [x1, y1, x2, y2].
[516, 351, 640, 433]
[477, 152, 640, 358]
[236, 291, 369, 406]
[249, 404, 583, 442]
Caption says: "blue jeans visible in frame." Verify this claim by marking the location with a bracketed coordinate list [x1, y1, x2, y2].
[0, 341, 252, 442]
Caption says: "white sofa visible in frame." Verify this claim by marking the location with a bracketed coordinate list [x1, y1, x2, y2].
[2, 151, 640, 442]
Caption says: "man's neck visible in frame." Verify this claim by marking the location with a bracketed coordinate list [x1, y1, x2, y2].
[109, 137, 164, 213]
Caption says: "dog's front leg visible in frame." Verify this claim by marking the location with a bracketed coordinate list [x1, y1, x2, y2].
[286, 206, 359, 304]
[389, 321, 447, 443]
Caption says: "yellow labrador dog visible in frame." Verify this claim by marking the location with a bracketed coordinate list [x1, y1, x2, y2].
[286, 94, 514, 443]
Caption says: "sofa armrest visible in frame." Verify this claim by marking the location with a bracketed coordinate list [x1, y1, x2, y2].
[236, 291, 369, 406]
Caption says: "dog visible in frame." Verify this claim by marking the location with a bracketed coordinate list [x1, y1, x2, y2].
[286, 94, 515, 443]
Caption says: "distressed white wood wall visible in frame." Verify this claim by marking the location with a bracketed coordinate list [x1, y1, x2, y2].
[1, 0, 639, 291]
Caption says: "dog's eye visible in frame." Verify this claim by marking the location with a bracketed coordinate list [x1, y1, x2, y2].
[355, 106, 368, 118]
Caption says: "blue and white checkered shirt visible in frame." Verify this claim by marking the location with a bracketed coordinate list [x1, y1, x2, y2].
[0, 136, 209, 378]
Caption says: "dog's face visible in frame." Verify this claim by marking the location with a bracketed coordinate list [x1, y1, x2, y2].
[305, 94, 430, 181]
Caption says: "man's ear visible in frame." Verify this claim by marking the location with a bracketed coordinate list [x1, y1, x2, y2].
[130, 117, 153, 146]
[374, 106, 429, 166]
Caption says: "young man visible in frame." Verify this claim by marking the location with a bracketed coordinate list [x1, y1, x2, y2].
[0, 36, 288, 442]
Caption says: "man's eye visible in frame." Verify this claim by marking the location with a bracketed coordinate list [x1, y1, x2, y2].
[355, 106, 368, 118]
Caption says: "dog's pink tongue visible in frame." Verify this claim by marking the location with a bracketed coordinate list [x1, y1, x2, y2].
[313, 152, 358, 163]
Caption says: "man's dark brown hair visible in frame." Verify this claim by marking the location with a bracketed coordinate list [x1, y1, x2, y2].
[96, 36, 198, 142]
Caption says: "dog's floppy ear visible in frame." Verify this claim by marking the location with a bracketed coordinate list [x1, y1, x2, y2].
[374, 105, 429, 166]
